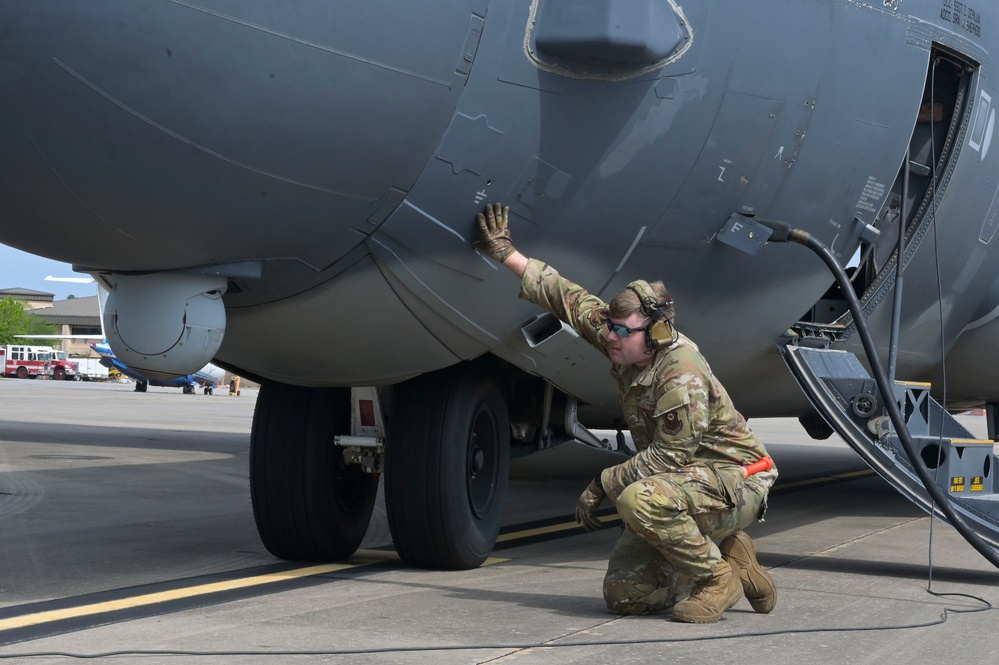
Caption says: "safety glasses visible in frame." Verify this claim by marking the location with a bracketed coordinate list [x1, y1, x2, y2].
[606, 321, 649, 338]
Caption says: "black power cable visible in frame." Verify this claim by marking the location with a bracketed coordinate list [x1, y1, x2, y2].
[0, 601, 993, 660]
[758, 219, 999, 571]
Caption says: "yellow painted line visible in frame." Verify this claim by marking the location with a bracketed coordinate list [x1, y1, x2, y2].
[0, 550, 505, 632]
[0, 465, 875, 633]
[771, 468, 873, 491]
[495, 513, 622, 543]
[0, 562, 356, 632]
[497, 520, 594, 543]
[950, 439, 995, 445]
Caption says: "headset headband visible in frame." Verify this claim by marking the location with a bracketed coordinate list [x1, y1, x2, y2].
[627, 280, 671, 320]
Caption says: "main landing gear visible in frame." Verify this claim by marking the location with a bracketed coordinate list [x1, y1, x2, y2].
[248, 361, 511, 569]
[250, 382, 379, 560]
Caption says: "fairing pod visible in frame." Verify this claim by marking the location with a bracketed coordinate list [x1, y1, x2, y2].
[103, 273, 227, 379]
[529, 0, 692, 78]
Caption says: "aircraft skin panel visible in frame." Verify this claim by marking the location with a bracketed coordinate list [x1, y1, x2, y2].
[0, 0, 477, 271]
[3, 1, 999, 417]
[356, 0, 946, 416]
[371, 210, 619, 412]
[217, 256, 465, 387]
[931, 313, 999, 402]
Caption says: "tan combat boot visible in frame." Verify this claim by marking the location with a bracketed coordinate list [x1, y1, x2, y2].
[671, 559, 743, 623]
[719, 530, 776, 613]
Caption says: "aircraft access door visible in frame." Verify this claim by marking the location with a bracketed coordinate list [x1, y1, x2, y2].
[798, 46, 979, 330]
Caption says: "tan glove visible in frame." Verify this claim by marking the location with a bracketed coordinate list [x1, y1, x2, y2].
[474, 202, 516, 263]
[574, 479, 606, 532]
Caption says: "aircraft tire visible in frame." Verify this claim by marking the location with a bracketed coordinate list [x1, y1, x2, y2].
[250, 381, 378, 561]
[385, 362, 510, 570]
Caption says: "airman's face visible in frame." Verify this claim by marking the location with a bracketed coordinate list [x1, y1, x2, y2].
[606, 311, 654, 367]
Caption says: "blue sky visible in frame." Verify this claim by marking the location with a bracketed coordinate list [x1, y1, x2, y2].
[0, 243, 88, 301]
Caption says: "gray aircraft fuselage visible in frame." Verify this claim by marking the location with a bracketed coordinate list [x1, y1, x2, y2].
[2, 3, 998, 430]
[7, 0, 999, 415]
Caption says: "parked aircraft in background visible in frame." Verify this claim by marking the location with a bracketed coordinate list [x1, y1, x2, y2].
[89, 341, 225, 394]
[24, 277, 225, 394]
[2, 1, 998, 570]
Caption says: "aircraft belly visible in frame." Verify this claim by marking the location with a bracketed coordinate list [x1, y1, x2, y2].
[217, 257, 465, 387]
[0, 1, 475, 272]
[1, 0, 998, 416]
[936, 313, 999, 403]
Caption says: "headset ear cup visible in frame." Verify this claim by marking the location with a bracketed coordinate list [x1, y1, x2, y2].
[647, 320, 673, 349]
[627, 279, 676, 349]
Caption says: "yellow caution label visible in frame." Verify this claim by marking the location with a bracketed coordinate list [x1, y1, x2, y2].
[950, 476, 965, 493]
[971, 476, 984, 492]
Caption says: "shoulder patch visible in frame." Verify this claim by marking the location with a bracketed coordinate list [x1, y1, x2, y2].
[661, 410, 683, 435]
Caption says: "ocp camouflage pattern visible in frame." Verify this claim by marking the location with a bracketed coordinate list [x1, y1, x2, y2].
[519, 258, 776, 500]
[520, 258, 777, 611]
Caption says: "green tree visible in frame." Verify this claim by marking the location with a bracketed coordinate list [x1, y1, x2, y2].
[0, 297, 57, 345]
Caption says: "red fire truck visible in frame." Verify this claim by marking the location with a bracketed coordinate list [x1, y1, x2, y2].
[1, 344, 52, 379]
[40, 347, 80, 381]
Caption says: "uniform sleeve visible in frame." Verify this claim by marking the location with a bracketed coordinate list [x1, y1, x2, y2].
[600, 351, 713, 501]
[518, 258, 609, 354]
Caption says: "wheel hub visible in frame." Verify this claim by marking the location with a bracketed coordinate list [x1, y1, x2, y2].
[467, 407, 498, 519]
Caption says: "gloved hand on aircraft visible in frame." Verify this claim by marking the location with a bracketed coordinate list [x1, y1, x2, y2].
[575, 477, 607, 532]
[474, 202, 516, 263]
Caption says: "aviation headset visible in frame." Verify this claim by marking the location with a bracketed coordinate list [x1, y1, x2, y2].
[626, 280, 677, 350]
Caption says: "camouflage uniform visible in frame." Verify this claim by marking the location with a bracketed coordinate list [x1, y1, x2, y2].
[520, 259, 777, 615]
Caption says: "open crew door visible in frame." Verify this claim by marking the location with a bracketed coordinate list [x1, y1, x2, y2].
[782, 344, 999, 549]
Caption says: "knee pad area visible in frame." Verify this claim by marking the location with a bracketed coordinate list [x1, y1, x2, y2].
[616, 478, 689, 543]
[617, 478, 685, 524]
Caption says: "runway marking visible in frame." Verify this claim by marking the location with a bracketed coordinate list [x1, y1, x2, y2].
[0, 551, 507, 632]
[0, 468, 867, 634]
[770, 468, 873, 491]
[0, 563, 354, 632]
[496, 520, 583, 542]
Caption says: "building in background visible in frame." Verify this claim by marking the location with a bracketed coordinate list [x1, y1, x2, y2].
[0, 287, 55, 310]
[0, 288, 101, 357]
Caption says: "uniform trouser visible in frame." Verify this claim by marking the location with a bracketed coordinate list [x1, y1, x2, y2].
[602, 462, 771, 616]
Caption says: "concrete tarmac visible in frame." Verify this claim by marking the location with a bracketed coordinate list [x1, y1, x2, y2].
[0, 379, 997, 664]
